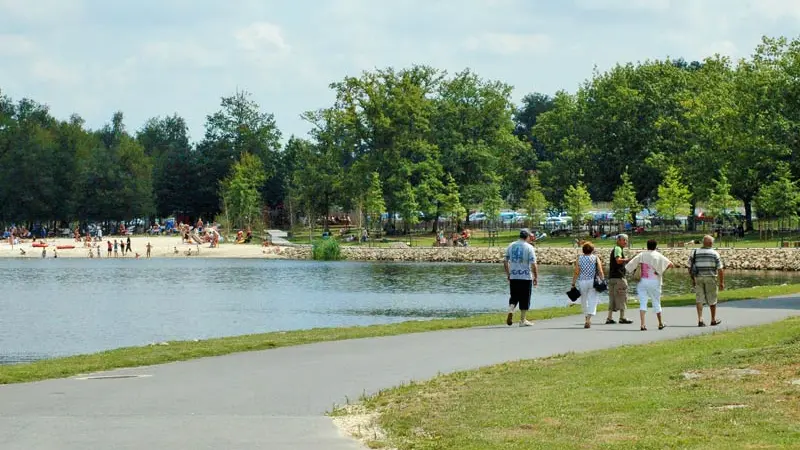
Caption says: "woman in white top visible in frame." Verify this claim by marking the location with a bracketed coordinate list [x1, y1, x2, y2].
[625, 239, 674, 331]
[571, 241, 605, 329]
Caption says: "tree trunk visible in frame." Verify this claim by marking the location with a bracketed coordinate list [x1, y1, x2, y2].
[744, 199, 753, 232]
[688, 201, 697, 232]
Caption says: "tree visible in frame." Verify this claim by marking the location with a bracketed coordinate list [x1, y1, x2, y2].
[481, 182, 504, 226]
[137, 115, 197, 218]
[610, 170, 641, 230]
[438, 173, 465, 229]
[197, 91, 281, 218]
[363, 171, 386, 234]
[564, 179, 593, 231]
[754, 165, 800, 225]
[655, 165, 691, 228]
[220, 152, 267, 230]
[521, 173, 548, 228]
[706, 169, 738, 229]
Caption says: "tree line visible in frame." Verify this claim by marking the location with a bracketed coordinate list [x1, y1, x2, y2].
[2, 35, 799, 233]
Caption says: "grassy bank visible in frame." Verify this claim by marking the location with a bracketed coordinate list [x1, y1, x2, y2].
[350, 317, 800, 449]
[2, 284, 800, 385]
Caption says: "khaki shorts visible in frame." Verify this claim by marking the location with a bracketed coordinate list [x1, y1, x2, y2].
[608, 278, 629, 312]
[695, 276, 718, 306]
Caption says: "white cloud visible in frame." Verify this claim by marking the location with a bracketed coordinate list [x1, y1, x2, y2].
[0, 34, 36, 56]
[29, 59, 81, 85]
[465, 33, 552, 55]
[234, 22, 290, 54]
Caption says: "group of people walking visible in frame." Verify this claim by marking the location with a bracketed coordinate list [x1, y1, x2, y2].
[504, 230, 725, 330]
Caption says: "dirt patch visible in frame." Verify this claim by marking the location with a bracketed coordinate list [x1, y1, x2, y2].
[330, 404, 394, 449]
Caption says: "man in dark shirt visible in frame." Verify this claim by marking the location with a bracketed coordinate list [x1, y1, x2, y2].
[606, 234, 633, 324]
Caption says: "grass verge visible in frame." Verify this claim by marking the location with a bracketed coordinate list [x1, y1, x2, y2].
[2, 284, 800, 385]
[350, 317, 800, 449]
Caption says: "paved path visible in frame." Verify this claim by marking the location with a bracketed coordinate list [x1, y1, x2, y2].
[2, 296, 800, 449]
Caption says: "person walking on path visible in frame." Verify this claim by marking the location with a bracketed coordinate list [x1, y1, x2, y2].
[689, 235, 725, 327]
[625, 239, 673, 331]
[571, 242, 605, 328]
[606, 233, 634, 325]
[504, 228, 538, 327]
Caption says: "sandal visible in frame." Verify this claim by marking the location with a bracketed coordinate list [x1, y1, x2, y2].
[605, 319, 616, 324]
[658, 324, 666, 330]
[710, 320, 722, 326]
[584, 323, 591, 329]
[640, 326, 647, 331]
[698, 321, 707, 327]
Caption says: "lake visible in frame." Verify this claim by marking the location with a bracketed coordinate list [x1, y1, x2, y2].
[1, 258, 798, 363]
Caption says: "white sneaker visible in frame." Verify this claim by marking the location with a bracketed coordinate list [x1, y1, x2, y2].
[519, 320, 533, 327]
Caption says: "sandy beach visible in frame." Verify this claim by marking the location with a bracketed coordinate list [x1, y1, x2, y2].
[0, 235, 290, 259]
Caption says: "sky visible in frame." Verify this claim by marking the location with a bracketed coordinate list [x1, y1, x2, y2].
[1, 0, 799, 144]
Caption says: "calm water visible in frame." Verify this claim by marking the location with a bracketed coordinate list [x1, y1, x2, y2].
[1, 258, 798, 363]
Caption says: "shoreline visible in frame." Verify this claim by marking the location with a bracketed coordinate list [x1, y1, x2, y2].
[2, 236, 800, 271]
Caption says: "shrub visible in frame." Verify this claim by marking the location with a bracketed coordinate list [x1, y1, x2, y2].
[312, 238, 343, 261]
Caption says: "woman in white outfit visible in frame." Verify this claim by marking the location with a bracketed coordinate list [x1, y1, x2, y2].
[625, 239, 674, 331]
[571, 242, 604, 328]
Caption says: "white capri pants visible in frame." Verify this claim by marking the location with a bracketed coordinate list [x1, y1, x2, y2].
[637, 279, 662, 313]
[578, 279, 599, 316]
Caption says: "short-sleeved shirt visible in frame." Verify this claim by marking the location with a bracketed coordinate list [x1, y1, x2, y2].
[505, 240, 537, 280]
[609, 246, 625, 278]
[690, 248, 723, 277]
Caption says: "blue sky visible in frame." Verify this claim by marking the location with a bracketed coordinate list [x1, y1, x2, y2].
[1, 0, 799, 144]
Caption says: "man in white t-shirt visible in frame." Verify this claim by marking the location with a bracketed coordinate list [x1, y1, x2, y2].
[504, 229, 538, 327]
[625, 239, 673, 331]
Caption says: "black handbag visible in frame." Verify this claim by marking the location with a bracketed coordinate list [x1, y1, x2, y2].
[593, 276, 608, 292]
[566, 286, 581, 301]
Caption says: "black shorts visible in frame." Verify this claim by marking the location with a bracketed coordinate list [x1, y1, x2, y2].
[509, 279, 532, 310]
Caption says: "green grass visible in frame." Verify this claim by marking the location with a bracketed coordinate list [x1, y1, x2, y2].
[352, 317, 800, 449]
[291, 227, 798, 249]
[2, 284, 800, 385]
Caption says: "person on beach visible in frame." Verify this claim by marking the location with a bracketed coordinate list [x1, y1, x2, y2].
[146, 242, 152, 258]
[606, 234, 634, 325]
[625, 239, 673, 331]
[571, 242, 605, 328]
[504, 228, 538, 327]
[689, 235, 725, 327]
[126, 236, 132, 254]
[113, 239, 119, 257]
[107, 240, 112, 257]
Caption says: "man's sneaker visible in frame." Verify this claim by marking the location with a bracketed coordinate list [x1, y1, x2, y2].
[605, 318, 616, 324]
[506, 313, 513, 326]
[520, 320, 533, 327]
[619, 318, 634, 324]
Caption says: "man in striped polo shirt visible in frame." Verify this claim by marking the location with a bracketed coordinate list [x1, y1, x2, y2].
[689, 235, 725, 327]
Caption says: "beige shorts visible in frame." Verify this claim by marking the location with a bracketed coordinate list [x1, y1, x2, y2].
[608, 278, 628, 311]
[695, 276, 718, 306]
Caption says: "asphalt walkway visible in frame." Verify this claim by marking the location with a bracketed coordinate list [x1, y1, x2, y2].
[2, 296, 799, 449]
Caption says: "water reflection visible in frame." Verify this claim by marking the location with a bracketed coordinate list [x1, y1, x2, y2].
[0, 258, 797, 363]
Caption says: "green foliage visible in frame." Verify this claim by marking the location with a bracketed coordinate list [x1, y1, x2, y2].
[312, 238, 342, 261]
[481, 182, 504, 223]
[220, 152, 267, 230]
[755, 165, 800, 221]
[438, 173, 465, 221]
[521, 174, 548, 226]
[655, 165, 691, 223]
[611, 170, 640, 227]
[706, 169, 738, 225]
[564, 179, 592, 228]
[363, 172, 386, 230]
